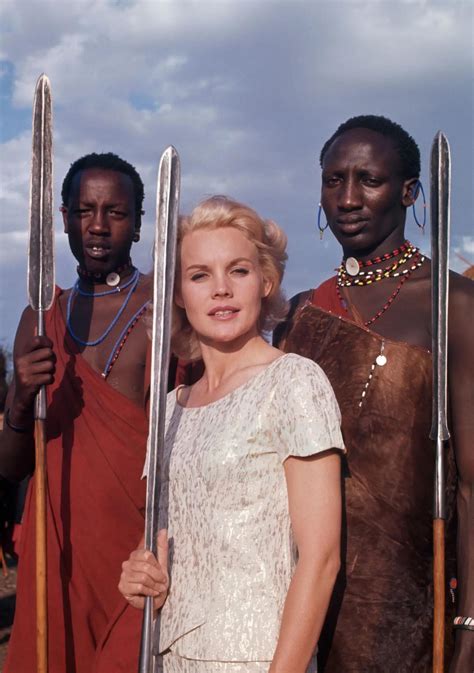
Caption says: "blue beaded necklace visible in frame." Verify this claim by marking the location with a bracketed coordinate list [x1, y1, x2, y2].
[66, 269, 140, 347]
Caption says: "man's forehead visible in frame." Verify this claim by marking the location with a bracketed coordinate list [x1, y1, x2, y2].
[70, 168, 134, 199]
[323, 128, 401, 168]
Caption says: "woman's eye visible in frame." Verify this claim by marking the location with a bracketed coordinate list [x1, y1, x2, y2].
[232, 267, 249, 276]
[190, 272, 207, 281]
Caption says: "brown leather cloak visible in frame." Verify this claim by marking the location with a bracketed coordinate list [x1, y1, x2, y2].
[281, 280, 456, 672]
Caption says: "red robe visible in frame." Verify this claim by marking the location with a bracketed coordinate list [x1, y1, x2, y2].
[5, 289, 148, 673]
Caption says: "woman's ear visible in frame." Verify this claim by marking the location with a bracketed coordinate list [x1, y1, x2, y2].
[262, 277, 273, 298]
[174, 284, 185, 309]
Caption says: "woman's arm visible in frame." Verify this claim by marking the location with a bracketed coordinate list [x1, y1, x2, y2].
[270, 450, 342, 673]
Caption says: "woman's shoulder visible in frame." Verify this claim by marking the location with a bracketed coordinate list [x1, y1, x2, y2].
[270, 353, 338, 411]
[273, 352, 327, 381]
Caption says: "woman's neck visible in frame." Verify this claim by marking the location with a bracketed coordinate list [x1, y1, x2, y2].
[198, 333, 274, 393]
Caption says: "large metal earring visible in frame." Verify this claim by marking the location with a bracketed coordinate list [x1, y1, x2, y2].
[412, 180, 427, 233]
[317, 204, 329, 240]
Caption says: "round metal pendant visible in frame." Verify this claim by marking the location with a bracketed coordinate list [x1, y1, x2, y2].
[376, 354, 387, 367]
[106, 272, 120, 287]
[345, 257, 360, 276]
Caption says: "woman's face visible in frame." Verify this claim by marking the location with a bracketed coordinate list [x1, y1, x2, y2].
[177, 226, 271, 349]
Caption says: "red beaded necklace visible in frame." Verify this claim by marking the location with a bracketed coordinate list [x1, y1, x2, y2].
[353, 240, 411, 268]
[336, 250, 425, 326]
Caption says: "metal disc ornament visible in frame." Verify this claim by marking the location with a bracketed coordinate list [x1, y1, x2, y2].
[345, 257, 360, 276]
[106, 272, 120, 287]
[376, 354, 387, 367]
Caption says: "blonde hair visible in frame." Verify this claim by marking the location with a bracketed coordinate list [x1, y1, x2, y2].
[172, 195, 288, 360]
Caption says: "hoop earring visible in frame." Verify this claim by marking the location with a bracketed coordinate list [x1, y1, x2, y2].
[317, 204, 329, 240]
[412, 180, 426, 232]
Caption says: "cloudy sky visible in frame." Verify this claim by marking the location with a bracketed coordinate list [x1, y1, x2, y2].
[0, 0, 472, 350]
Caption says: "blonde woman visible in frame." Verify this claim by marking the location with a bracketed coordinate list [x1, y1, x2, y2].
[119, 196, 345, 673]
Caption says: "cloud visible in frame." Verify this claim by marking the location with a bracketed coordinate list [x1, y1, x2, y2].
[0, 0, 472, 346]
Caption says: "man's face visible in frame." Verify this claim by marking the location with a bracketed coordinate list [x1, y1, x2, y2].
[320, 128, 416, 256]
[62, 168, 138, 273]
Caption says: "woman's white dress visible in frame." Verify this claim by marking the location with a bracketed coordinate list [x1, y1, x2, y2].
[146, 353, 345, 672]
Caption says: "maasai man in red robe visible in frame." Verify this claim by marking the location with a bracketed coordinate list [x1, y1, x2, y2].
[276, 116, 473, 672]
[1, 153, 158, 672]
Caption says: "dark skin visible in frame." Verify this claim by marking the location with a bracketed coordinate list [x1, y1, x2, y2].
[0, 167, 151, 482]
[317, 128, 473, 673]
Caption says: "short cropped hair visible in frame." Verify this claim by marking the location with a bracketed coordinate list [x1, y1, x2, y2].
[320, 115, 421, 179]
[61, 152, 145, 227]
[172, 196, 288, 361]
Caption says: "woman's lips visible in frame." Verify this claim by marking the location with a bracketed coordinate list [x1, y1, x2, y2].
[208, 307, 240, 320]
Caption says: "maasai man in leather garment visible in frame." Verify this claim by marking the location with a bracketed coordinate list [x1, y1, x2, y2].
[275, 116, 473, 673]
[1, 153, 167, 673]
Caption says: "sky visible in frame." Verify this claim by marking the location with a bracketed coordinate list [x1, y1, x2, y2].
[0, 0, 473, 351]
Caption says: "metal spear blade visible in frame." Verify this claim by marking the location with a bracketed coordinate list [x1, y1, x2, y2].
[139, 146, 180, 673]
[429, 131, 451, 446]
[28, 73, 54, 313]
[145, 145, 180, 554]
[430, 130, 451, 526]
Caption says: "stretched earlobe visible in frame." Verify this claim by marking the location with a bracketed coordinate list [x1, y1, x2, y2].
[133, 232, 140, 243]
[403, 179, 419, 207]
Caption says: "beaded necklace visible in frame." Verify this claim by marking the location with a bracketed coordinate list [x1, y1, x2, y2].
[336, 250, 425, 327]
[76, 258, 133, 285]
[66, 270, 140, 347]
[337, 242, 419, 287]
[102, 300, 150, 378]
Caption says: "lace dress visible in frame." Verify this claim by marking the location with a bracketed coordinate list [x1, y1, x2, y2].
[145, 353, 345, 672]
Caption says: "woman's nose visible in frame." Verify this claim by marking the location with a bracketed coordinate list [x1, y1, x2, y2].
[211, 276, 232, 298]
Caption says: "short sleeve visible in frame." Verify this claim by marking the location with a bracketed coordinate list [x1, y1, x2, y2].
[271, 355, 345, 463]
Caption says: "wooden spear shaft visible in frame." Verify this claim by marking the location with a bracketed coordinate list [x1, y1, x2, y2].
[35, 314, 48, 673]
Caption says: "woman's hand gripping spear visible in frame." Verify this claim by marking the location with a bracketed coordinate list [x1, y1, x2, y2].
[28, 73, 55, 673]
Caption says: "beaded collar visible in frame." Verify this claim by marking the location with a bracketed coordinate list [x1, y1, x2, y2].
[337, 241, 421, 287]
[76, 258, 133, 285]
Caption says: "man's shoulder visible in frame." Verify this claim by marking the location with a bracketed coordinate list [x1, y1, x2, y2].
[449, 268, 474, 296]
[287, 276, 336, 305]
[449, 270, 474, 330]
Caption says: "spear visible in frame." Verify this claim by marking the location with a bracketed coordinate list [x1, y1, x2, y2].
[138, 146, 180, 673]
[28, 73, 55, 673]
[429, 131, 451, 673]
